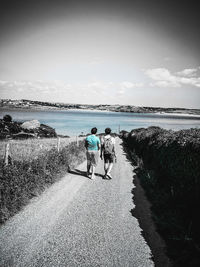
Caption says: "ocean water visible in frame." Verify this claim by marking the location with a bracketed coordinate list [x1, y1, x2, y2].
[0, 109, 200, 136]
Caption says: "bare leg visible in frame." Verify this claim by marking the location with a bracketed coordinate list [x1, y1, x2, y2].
[91, 165, 96, 180]
[107, 163, 113, 178]
[87, 162, 91, 176]
[104, 163, 109, 175]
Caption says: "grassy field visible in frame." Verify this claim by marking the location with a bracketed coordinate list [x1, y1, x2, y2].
[0, 136, 83, 162]
[0, 137, 86, 224]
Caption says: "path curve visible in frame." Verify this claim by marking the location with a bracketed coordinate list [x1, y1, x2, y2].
[0, 138, 154, 267]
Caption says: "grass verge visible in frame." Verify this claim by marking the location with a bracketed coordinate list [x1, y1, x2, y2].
[0, 139, 86, 224]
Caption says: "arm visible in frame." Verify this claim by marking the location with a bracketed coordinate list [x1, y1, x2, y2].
[100, 143, 104, 159]
[113, 146, 116, 158]
[85, 138, 88, 150]
[112, 138, 116, 158]
[100, 137, 104, 159]
[98, 142, 101, 151]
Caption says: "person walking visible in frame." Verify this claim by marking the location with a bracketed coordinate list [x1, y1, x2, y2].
[100, 128, 116, 179]
[85, 127, 100, 180]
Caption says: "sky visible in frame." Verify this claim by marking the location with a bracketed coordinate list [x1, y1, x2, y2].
[0, 0, 200, 108]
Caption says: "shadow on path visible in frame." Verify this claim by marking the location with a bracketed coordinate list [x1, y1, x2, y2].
[94, 173, 105, 179]
[120, 140, 172, 267]
[68, 169, 89, 179]
[69, 168, 104, 180]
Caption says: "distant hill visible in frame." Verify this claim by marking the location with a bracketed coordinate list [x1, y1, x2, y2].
[1, 99, 200, 115]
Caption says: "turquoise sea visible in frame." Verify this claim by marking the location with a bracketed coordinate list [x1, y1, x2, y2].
[0, 109, 200, 136]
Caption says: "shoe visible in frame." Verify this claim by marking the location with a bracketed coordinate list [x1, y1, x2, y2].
[107, 173, 112, 179]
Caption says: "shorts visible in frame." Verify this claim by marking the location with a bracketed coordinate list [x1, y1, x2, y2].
[104, 153, 114, 163]
[86, 151, 99, 167]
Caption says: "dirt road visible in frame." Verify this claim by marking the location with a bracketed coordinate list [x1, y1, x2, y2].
[0, 138, 154, 267]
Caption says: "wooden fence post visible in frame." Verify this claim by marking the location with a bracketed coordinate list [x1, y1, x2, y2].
[5, 143, 10, 165]
[57, 137, 61, 152]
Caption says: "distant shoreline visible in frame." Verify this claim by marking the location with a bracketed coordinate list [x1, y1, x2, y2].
[1, 106, 200, 119]
[1, 98, 200, 117]
[154, 112, 200, 118]
[0, 106, 115, 114]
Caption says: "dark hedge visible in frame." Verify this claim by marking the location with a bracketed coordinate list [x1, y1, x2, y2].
[122, 127, 200, 266]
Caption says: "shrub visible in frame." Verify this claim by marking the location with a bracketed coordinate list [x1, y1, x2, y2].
[3, 114, 12, 122]
[123, 127, 200, 266]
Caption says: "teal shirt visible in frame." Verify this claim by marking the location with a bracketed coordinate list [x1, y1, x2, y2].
[85, 135, 100, 151]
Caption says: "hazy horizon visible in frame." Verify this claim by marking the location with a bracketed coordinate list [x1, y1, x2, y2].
[0, 0, 200, 109]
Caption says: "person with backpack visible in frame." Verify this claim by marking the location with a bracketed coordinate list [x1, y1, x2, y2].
[100, 127, 116, 179]
[85, 127, 101, 180]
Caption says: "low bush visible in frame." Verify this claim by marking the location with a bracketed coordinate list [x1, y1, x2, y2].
[0, 140, 86, 224]
[123, 127, 200, 266]
[3, 114, 12, 122]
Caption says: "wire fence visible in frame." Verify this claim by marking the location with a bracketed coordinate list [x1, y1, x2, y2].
[1, 136, 85, 164]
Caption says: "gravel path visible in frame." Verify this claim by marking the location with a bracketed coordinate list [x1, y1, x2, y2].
[0, 138, 154, 267]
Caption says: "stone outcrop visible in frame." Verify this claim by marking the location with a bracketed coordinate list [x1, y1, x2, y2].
[0, 116, 57, 139]
[21, 120, 40, 130]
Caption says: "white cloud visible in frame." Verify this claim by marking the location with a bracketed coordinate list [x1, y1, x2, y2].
[0, 79, 145, 101]
[145, 67, 200, 88]
[177, 68, 197, 77]
[120, 81, 144, 89]
[13, 81, 26, 86]
[145, 68, 180, 87]
[116, 81, 144, 97]
[88, 81, 107, 89]
[146, 68, 173, 81]
[120, 81, 134, 89]
[154, 81, 173, 87]
[118, 89, 125, 95]
[0, 80, 8, 85]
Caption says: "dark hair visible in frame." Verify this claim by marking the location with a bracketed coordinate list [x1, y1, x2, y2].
[91, 127, 97, 134]
[105, 127, 111, 134]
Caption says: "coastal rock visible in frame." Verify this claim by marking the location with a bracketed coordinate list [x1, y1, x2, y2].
[21, 120, 40, 130]
[0, 116, 57, 139]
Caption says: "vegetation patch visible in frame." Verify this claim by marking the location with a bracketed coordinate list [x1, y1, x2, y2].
[0, 140, 86, 224]
[122, 127, 200, 266]
[0, 114, 57, 139]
